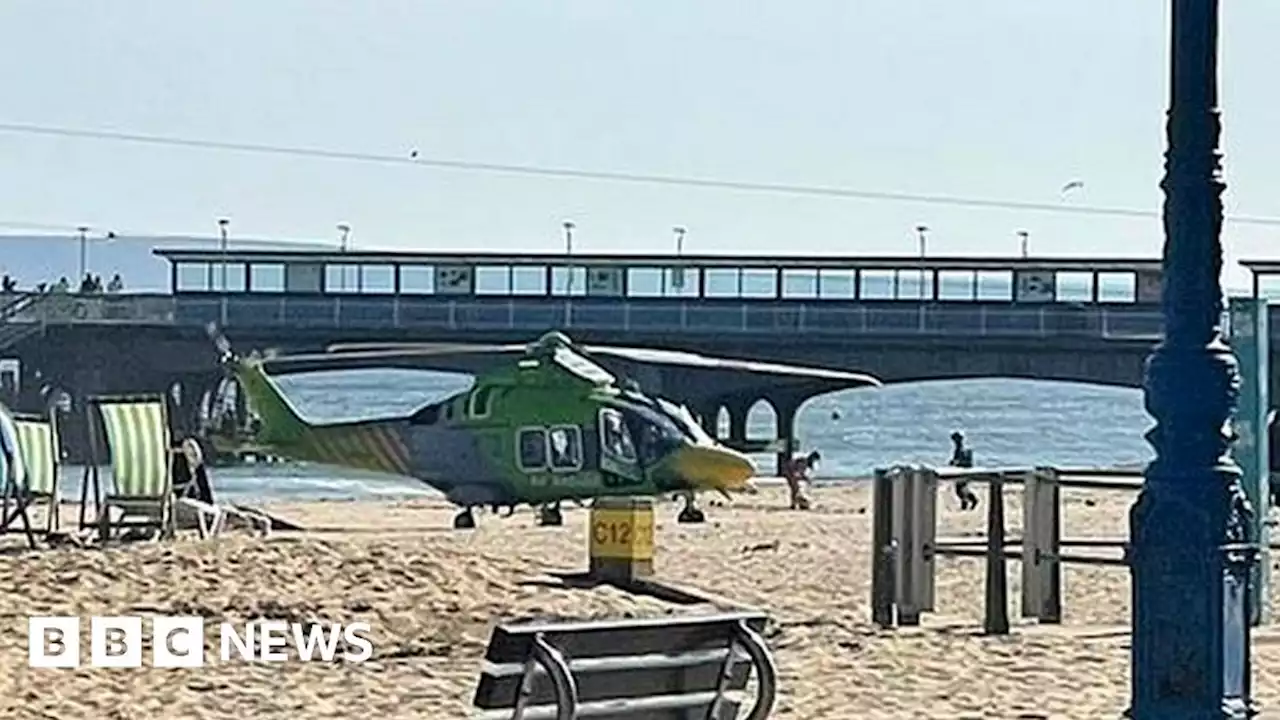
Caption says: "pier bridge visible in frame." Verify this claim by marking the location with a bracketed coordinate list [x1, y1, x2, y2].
[3, 246, 1278, 461]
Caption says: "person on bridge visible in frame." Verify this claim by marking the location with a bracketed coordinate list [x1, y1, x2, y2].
[949, 431, 980, 511]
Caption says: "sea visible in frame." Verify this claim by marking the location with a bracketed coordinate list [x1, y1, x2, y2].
[99, 369, 1153, 504]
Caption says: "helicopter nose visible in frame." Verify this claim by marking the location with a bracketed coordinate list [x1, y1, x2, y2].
[673, 444, 757, 492]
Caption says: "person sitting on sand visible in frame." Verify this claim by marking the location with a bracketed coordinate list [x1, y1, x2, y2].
[782, 448, 818, 511]
[949, 431, 980, 511]
[171, 437, 215, 505]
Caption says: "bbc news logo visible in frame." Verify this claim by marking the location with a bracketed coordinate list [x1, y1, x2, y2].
[28, 616, 374, 668]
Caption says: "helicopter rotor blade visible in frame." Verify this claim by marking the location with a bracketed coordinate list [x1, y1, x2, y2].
[580, 344, 883, 387]
[259, 346, 527, 376]
[324, 341, 525, 354]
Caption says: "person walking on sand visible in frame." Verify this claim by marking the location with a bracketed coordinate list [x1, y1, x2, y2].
[782, 448, 818, 510]
[949, 431, 980, 511]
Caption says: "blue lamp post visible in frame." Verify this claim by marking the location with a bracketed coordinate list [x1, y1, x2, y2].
[1129, 0, 1257, 716]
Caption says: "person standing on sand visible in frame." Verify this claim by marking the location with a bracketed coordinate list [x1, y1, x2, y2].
[949, 431, 979, 511]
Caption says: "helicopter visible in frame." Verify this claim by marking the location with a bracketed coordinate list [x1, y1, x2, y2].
[207, 326, 881, 529]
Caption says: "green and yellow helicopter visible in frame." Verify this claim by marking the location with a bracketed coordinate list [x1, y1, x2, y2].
[209, 327, 881, 529]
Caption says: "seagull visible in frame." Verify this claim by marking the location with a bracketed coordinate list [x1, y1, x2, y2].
[1060, 180, 1084, 198]
[409, 149, 419, 159]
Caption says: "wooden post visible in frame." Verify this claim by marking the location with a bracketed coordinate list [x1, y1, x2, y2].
[918, 468, 937, 612]
[1020, 470, 1042, 618]
[588, 496, 655, 584]
[1041, 473, 1062, 624]
[892, 467, 923, 626]
[870, 468, 896, 629]
[983, 476, 1010, 635]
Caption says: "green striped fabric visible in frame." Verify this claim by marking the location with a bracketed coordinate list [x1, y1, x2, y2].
[99, 401, 169, 497]
[14, 419, 57, 495]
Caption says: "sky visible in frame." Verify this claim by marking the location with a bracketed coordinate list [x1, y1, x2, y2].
[0, 2, 1277, 289]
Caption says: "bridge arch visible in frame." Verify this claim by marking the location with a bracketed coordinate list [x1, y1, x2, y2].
[713, 406, 730, 440]
[746, 398, 778, 443]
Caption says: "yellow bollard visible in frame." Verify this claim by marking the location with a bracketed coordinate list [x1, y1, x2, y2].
[588, 496, 655, 583]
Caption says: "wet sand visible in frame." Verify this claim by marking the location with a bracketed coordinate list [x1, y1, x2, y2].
[0, 483, 1277, 719]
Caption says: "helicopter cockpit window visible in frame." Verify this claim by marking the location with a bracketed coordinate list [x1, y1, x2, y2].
[628, 413, 679, 467]
[547, 425, 583, 471]
[469, 386, 495, 418]
[598, 408, 637, 462]
[517, 427, 547, 471]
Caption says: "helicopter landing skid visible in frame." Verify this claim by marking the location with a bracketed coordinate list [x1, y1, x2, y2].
[537, 503, 564, 527]
[677, 493, 706, 524]
[453, 508, 476, 530]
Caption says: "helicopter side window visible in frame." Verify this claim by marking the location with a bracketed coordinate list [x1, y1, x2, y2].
[547, 425, 583, 471]
[516, 427, 547, 471]
[469, 387, 495, 418]
[598, 409, 637, 462]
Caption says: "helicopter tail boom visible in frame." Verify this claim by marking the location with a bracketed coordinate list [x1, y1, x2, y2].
[230, 356, 414, 475]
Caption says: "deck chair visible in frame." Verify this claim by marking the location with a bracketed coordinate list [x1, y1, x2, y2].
[7, 408, 62, 534]
[0, 404, 37, 548]
[82, 394, 177, 542]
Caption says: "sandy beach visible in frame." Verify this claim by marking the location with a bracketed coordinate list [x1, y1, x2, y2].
[0, 482, 1277, 719]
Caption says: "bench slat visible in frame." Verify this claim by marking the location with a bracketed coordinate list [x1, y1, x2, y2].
[482, 612, 768, 664]
[482, 647, 744, 678]
[473, 689, 742, 720]
[474, 648, 752, 708]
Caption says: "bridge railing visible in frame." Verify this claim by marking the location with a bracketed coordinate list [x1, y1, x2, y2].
[163, 294, 1167, 339]
[3, 293, 176, 325]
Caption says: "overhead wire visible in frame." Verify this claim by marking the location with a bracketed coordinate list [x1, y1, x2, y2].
[2, 120, 1279, 227]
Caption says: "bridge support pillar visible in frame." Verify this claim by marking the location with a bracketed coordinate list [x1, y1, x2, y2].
[770, 396, 803, 477]
[689, 401, 720, 437]
[721, 396, 752, 447]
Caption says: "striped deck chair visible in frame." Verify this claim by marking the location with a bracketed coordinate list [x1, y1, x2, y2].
[0, 404, 37, 548]
[82, 395, 175, 542]
[9, 410, 62, 534]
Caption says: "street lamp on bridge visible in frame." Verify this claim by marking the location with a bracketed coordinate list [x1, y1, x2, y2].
[216, 218, 230, 292]
[76, 226, 116, 284]
[337, 222, 351, 253]
[915, 225, 929, 299]
[76, 226, 89, 280]
[562, 220, 576, 295]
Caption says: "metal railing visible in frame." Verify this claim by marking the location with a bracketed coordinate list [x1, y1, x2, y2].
[166, 295, 1169, 340]
[2, 292, 176, 325]
[21, 292, 1280, 343]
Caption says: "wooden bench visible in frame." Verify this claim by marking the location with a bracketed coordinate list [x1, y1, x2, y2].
[472, 611, 778, 719]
